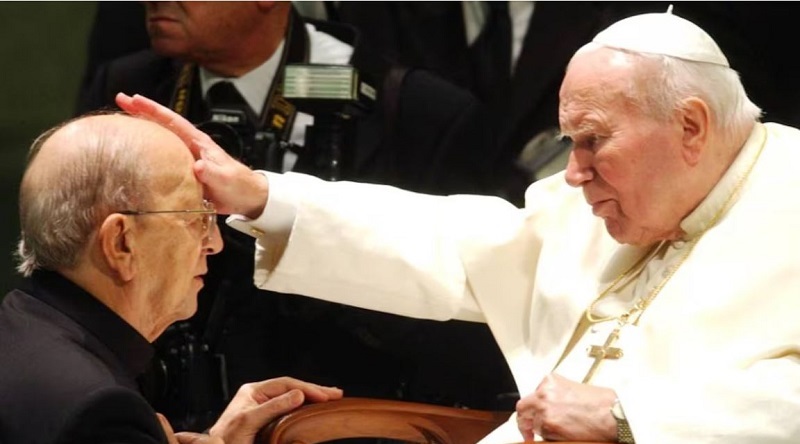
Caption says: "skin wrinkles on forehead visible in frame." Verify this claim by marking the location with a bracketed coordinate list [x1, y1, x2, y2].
[559, 100, 615, 145]
[560, 79, 644, 149]
[559, 47, 639, 135]
[560, 115, 605, 142]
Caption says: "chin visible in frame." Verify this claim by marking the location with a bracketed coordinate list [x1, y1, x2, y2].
[176, 306, 198, 322]
[607, 223, 668, 247]
[604, 219, 636, 245]
[176, 294, 199, 320]
[149, 38, 190, 59]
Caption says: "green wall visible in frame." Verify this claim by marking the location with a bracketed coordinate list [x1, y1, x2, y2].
[0, 2, 96, 294]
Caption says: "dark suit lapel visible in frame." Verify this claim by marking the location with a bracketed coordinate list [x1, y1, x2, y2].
[403, 2, 472, 87]
[497, 2, 607, 152]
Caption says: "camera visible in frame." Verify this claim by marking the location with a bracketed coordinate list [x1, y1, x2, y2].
[140, 322, 228, 431]
[282, 63, 375, 180]
[196, 111, 286, 172]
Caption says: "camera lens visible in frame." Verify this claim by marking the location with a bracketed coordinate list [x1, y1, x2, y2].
[196, 121, 244, 159]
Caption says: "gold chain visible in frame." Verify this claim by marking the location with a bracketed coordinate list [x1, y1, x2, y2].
[586, 238, 696, 326]
[585, 241, 667, 323]
[584, 128, 767, 328]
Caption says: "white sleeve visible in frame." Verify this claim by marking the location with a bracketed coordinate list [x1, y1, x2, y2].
[229, 171, 497, 322]
[226, 171, 296, 240]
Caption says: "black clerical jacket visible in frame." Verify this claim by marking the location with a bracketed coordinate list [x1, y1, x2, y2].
[0, 270, 165, 443]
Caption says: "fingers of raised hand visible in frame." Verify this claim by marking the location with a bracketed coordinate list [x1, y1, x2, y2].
[114, 93, 213, 157]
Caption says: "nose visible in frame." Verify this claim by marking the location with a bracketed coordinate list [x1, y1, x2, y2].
[204, 223, 224, 254]
[564, 148, 594, 187]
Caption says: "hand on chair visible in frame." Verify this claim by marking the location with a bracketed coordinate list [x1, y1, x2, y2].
[156, 377, 342, 444]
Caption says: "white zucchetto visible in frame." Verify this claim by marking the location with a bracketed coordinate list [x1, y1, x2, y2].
[592, 9, 730, 67]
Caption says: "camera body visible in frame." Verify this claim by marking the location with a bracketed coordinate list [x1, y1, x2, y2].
[140, 322, 227, 431]
[197, 107, 285, 172]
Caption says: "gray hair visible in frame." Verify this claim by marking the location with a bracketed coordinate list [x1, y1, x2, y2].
[16, 114, 150, 276]
[578, 42, 761, 142]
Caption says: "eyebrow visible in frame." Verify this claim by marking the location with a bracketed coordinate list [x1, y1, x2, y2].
[560, 122, 596, 140]
[556, 131, 571, 142]
[564, 108, 613, 135]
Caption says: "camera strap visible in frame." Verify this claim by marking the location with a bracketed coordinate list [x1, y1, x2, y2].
[151, 12, 313, 415]
[168, 8, 310, 142]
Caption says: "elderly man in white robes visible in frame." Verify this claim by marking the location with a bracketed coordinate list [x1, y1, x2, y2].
[117, 9, 800, 444]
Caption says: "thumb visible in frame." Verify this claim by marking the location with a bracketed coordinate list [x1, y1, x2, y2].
[156, 413, 179, 444]
[192, 136, 230, 168]
[191, 140, 218, 179]
[175, 432, 225, 444]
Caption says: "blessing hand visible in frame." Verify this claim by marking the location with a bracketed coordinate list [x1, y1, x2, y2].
[115, 92, 269, 219]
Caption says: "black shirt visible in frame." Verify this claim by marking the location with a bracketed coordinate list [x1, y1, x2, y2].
[0, 270, 166, 444]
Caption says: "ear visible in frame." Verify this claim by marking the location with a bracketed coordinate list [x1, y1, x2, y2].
[97, 214, 136, 282]
[678, 97, 710, 166]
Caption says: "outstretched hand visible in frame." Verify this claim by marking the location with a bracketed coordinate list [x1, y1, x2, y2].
[115, 93, 270, 219]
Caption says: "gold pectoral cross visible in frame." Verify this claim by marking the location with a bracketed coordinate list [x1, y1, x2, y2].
[582, 326, 623, 383]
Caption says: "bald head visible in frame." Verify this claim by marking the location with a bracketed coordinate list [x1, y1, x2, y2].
[17, 113, 194, 276]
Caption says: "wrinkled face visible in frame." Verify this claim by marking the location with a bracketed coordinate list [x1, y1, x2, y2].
[560, 48, 687, 246]
[134, 126, 223, 328]
[143, 1, 260, 62]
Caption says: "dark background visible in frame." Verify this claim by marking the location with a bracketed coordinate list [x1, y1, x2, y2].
[0, 2, 96, 296]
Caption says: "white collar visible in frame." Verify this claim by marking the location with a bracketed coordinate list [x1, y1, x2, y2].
[680, 123, 765, 239]
[199, 38, 287, 116]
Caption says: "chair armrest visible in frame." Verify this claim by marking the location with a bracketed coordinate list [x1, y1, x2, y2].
[259, 397, 511, 444]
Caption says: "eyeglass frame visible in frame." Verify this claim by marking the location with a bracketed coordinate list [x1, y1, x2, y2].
[118, 199, 217, 243]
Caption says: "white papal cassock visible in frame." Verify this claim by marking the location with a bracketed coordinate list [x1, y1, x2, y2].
[228, 122, 800, 443]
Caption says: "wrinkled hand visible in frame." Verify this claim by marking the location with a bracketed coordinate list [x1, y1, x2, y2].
[174, 432, 226, 444]
[208, 376, 343, 444]
[516, 374, 617, 442]
[115, 92, 269, 219]
[157, 413, 223, 444]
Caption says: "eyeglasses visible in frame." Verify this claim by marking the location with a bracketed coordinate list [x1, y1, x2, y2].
[119, 200, 217, 243]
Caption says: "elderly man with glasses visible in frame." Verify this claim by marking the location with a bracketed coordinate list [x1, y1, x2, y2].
[0, 112, 342, 444]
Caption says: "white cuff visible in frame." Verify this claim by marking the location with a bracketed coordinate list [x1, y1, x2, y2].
[225, 171, 297, 240]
